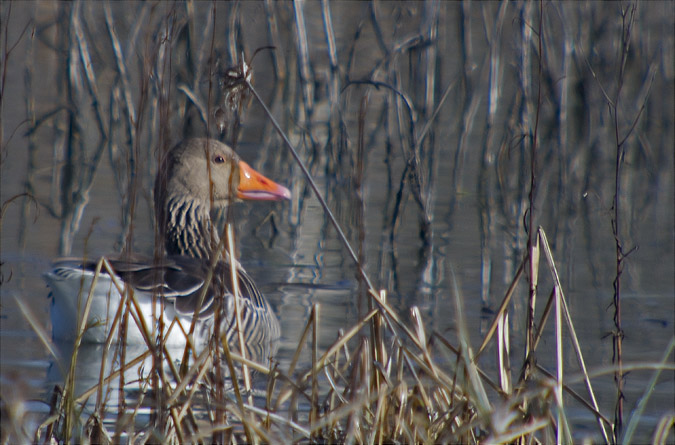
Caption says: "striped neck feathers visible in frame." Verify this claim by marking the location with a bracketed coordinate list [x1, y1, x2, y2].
[164, 195, 220, 259]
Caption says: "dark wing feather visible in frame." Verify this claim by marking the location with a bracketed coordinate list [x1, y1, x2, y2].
[109, 256, 204, 297]
[50, 255, 267, 322]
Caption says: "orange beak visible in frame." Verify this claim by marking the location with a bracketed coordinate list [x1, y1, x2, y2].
[237, 161, 291, 201]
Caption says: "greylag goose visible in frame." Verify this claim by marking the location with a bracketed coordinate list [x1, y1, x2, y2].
[44, 138, 290, 349]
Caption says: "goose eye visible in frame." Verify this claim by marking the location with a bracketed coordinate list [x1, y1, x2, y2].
[214, 155, 225, 164]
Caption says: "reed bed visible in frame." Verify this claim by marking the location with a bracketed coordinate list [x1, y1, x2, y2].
[12, 228, 675, 443]
[1, 1, 673, 444]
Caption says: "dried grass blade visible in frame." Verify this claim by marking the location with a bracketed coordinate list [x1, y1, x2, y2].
[310, 390, 379, 435]
[368, 288, 421, 350]
[651, 413, 675, 445]
[243, 403, 312, 438]
[310, 304, 320, 435]
[218, 322, 252, 443]
[621, 336, 675, 444]
[555, 284, 565, 443]
[367, 384, 389, 445]
[181, 230, 226, 370]
[286, 304, 315, 377]
[450, 267, 490, 416]
[74, 350, 150, 404]
[305, 308, 377, 379]
[166, 345, 213, 406]
[434, 332, 503, 396]
[497, 310, 511, 393]
[474, 256, 526, 360]
[538, 227, 610, 442]
[229, 352, 271, 374]
[535, 364, 612, 427]
[226, 223, 253, 405]
[14, 295, 59, 360]
[487, 418, 549, 444]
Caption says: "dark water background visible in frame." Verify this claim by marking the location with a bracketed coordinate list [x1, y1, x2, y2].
[1, 2, 673, 441]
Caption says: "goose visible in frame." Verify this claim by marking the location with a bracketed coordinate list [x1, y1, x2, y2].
[44, 138, 290, 351]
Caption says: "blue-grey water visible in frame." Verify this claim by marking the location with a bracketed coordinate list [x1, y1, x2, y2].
[1, 2, 673, 442]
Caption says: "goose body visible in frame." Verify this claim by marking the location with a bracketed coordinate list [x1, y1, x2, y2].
[44, 139, 290, 350]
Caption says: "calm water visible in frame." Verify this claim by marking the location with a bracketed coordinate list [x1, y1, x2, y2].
[1, 2, 673, 442]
